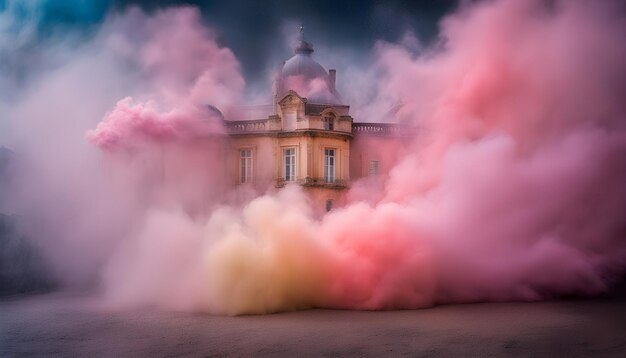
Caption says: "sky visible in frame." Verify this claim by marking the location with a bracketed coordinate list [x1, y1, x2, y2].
[1, 0, 458, 95]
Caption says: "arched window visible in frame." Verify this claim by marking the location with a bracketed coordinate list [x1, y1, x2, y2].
[323, 113, 335, 131]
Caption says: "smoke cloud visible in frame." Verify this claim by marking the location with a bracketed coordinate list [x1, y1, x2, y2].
[1, 0, 625, 314]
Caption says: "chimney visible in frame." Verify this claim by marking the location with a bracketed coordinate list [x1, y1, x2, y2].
[328, 69, 336, 92]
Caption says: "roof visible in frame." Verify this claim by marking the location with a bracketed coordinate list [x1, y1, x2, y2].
[281, 53, 328, 80]
[305, 103, 350, 116]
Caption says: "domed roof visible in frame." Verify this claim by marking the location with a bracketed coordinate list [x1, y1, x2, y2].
[281, 53, 328, 80]
[281, 26, 327, 80]
[277, 26, 343, 104]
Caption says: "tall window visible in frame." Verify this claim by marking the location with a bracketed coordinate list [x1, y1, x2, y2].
[284, 148, 296, 181]
[239, 149, 253, 183]
[369, 160, 379, 176]
[323, 113, 335, 131]
[324, 148, 335, 183]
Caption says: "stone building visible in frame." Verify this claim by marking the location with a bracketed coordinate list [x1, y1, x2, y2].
[222, 28, 413, 213]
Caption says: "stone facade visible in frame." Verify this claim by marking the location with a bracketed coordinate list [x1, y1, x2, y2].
[221, 30, 414, 213]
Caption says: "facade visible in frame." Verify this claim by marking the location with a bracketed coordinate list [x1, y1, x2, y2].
[222, 29, 413, 213]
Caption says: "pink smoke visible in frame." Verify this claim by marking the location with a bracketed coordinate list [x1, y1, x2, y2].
[354, 0, 626, 305]
[93, 0, 626, 313]
[281, 75, 338, 103]
[88, 6, 243, 150]
[87, 98, 224, 149]
[4, 0, 626, 315]
[2, 6, 242, 288]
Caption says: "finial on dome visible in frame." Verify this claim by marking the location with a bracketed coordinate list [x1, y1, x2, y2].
[294, 25, 314, 55]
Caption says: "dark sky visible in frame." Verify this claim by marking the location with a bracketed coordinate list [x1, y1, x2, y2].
[3, 0, 459, 85]
[121, 0, 459, 80]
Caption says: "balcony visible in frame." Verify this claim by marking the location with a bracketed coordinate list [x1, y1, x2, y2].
[275, 177, 348, 189]
[224, 119, 267, 133]
[352, 122, 417, 137]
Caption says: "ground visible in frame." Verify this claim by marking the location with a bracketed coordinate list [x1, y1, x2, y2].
[1, 293, 626, 357]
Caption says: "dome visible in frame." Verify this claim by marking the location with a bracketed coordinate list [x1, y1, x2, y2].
[281, 53, 328, 80]
[276, 26, 343, 104]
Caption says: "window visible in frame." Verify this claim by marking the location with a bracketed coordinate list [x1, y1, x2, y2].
[326, 199, 334, 212]
[239, 149, 253, 183]
[284, 148, 296, 181]
[323, 113, 335, 131]
[369, 160, 379, 176]
[324, 148, 335, 183]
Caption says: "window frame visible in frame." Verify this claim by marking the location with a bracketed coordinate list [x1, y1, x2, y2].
[324, 148, 336, 183]
[283, 147, 297, 182]
[368, 160, 379, 177]
[322, 113, 336, 131]
[239, 148, 254, 184]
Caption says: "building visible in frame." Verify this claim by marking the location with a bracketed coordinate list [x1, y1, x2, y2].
[222, 28, 414, 213]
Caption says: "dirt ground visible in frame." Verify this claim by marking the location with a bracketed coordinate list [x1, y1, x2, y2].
[1, 293, 626, 357]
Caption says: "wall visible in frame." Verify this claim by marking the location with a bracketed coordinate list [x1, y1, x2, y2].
[350, 135, 408, 180]
[229, 136, 275, 192]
